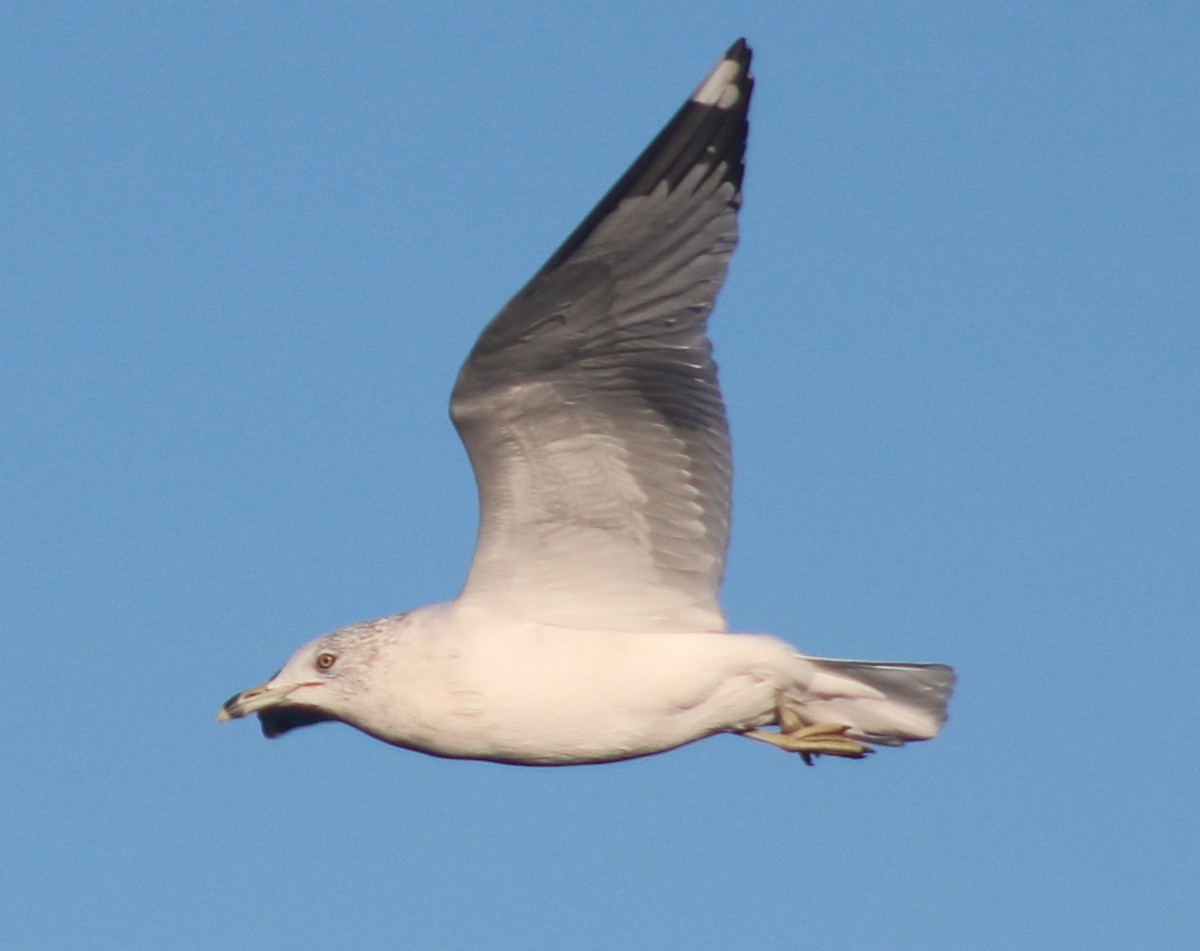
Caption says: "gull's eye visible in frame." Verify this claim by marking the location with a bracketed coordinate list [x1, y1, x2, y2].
[315, 651, 338, 671]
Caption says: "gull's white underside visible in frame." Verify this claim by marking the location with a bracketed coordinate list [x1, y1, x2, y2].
[219, 40, 955, 766]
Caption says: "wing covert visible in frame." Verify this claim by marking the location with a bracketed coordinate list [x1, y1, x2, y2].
[450, 40, 753, 632]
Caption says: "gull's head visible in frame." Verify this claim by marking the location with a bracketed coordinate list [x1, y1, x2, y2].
[217, 618, 395, 738]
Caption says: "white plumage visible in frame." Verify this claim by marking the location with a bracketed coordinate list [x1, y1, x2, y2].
[219, 40, 954, 767]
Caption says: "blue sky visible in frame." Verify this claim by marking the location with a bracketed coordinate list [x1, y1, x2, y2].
[3, 2, 1196, 948]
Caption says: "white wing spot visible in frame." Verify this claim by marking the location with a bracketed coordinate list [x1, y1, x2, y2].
[690, 59, 741, 109]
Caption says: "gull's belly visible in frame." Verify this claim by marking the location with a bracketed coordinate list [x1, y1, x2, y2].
[375, 627, 794, 765]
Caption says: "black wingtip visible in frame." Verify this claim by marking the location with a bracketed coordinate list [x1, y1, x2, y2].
[726, 37, 750, 62]
[536, 40, 753, 275]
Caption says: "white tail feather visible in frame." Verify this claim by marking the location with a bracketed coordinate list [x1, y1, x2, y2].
[792, 658, 956, 746]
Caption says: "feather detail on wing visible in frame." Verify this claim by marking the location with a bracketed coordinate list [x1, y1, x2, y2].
[450, 41, 753, 632]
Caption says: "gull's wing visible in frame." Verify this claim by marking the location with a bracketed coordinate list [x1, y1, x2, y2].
[449, 40, 753, 633]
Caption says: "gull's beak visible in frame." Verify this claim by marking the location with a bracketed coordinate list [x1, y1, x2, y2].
[217, 680, 304, 722]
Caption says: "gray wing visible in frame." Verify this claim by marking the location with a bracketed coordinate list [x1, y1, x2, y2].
[449, 40, 753, 633]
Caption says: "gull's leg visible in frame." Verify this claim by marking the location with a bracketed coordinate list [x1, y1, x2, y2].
[742, 698, 873, 765]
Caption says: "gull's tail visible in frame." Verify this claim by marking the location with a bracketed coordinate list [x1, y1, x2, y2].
[790, 658, 956, 746]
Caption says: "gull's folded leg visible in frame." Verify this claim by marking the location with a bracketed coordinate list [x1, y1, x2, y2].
[743, 696, 874, 765]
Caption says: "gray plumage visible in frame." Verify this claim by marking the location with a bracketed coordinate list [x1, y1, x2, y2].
[219, 40, 955, 768]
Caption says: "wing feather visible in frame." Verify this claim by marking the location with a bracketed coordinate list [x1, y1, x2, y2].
[450, 41, 753, 632]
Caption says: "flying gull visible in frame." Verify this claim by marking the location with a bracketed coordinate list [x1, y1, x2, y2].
[219, 40, 955, 766]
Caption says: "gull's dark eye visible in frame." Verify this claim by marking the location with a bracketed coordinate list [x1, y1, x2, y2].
[315, 651, 337, 671]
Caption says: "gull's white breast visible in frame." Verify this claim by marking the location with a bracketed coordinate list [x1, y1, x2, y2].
[354, 603, 802, 765]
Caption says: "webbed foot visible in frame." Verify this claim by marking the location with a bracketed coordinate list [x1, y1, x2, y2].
[743, 707, 873, 765]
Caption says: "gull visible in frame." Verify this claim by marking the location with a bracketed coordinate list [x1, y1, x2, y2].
[219, 40, 955, 766]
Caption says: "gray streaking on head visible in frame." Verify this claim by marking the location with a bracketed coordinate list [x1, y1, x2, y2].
[219, 40, 955, 767]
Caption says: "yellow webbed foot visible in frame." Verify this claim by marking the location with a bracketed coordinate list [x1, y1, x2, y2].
[743, 720, 873, 766]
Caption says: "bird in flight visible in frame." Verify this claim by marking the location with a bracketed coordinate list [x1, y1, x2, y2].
[219, 39, 954, 766]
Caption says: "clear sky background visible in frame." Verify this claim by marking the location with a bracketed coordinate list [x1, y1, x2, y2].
[3, 3, 1196, 949]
